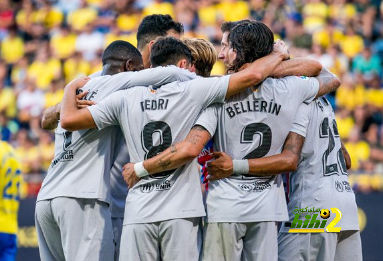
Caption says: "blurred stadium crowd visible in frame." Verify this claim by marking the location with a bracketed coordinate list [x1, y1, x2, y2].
[0, 0, 382, 195]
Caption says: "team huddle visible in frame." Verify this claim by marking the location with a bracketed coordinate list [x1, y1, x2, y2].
[35, 14, 362, 261]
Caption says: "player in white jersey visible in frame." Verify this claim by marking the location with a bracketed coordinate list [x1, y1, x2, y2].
[121, 21, 340, 261]
[40, 15, 186, 261]
[209, 97, 361, 260]
[35, 40, 199, 261]
[59, 37, 289, 261]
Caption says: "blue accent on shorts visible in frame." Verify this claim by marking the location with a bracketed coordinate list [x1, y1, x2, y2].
[0, 232, 17, 261]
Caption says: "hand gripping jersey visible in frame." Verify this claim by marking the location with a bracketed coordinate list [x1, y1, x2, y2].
[280, 98, 359, 232]
[88, 75, 230, 224]
[196, 76, 319, 223]
[37, 67, 197, 205]
[0, 141, 22, 235]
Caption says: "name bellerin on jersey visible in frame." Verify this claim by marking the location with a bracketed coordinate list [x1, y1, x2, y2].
[226, 99, 282, 118]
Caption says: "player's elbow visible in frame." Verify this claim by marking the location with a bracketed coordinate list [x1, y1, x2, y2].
[311, 60, 323, 76]
[180, 143, 201, 162]
[248, 71, 264, 86]
[60, 116, 77, 132]
[332, 77, 341, 91]
[283, 154, 299, 172]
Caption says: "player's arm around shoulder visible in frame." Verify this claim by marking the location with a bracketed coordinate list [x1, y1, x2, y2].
[315, 67, 341, 98]
[41, 91, 95, 130]
[226, 40, 289, 98]
[122, 125, 212, 188]
[271, 58, 322, 78]
[60, 77, 97, 131]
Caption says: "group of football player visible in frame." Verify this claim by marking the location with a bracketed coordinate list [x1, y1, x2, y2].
[35, 13, 362, 261]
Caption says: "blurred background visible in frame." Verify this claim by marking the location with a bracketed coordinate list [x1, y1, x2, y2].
[0, 0, 382, 260]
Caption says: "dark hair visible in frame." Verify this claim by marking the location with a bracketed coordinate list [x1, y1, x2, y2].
[221, 19, 255, 33]
[102, 40, 143, 68]
[150, 37, 192, 67]
[228, 21, 274, 73]
[137, 14, 184, 51]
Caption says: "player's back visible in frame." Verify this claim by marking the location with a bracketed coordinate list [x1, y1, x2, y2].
[38, 74, 130, 204]
[0, 141, 22, 235]
[89, 75, 230, 224]
[285, 97, 359, 231]
[206, 76, 319, 223]
[38, 67, 197, 204]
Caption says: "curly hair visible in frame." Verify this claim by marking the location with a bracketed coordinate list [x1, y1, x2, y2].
[227, 21, 274, 73]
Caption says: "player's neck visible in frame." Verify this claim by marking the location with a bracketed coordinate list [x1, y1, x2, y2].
[101, 64, 124, 76]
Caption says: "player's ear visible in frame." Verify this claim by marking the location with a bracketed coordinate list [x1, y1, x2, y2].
[148, 40, 156, 54]
[177, 59, 188, 69]
[125, 59, 133, 71]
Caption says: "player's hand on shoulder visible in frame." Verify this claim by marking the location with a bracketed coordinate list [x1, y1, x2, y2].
[122, 163, 141, 188]
[206, 152, 234, 181]
[273, 39, 289, 61]
[76, 91, 96, 109]
[66, 76, 90, 90]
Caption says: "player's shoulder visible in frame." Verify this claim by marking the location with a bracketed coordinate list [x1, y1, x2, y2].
[267, 75, 315, 84]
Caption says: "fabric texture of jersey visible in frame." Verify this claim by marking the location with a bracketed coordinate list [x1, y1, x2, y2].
[280, 98, 359, 232]
[37, 66, 197, 204]
[196, 76, 319, 223]
[88, 75, 230, 224]
[0, 141, 22, 235]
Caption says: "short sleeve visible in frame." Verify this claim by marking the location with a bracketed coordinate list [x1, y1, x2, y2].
[290, 76, 319, 104]
[194, 104, 220, 137]
[290, 102, 313, 138]
[87, 91, 125, 130]
[187, 75, 230, 109]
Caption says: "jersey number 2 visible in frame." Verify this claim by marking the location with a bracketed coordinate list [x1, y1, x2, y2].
[320, 117, 347, 176]
[239, 123, 272, 179]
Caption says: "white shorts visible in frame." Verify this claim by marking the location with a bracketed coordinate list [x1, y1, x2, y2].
[35, 197, 114, 261]
[278, 230, 362, 261]
[119, 217, 202, 261]
[202, 222, 278, 261]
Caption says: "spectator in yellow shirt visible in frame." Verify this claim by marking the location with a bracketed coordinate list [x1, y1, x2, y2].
[217, 0, 250, 22]
[340, 27, 364, 58]
[143, 0, 175, 18]
[1, 28, 24, 65]
[63, 52, 91, 83]
[345, 127, 370, 171]
[27, 50, 61, 91]
[67, 1, 97, 32]
[302, 0, 328, 33]
[44, 79, 64, 109]
[50, 26, 77, 60]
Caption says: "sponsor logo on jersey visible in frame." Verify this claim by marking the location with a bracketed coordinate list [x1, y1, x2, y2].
[288, 208, 343, 233]
[50, 150, 74, 168]
[139, 180, 174, 193]
[296, 75, 308, 80]
[335, 181, 344, 192]
[335, 180, 353, 193]
[238, 181, 271, 192]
